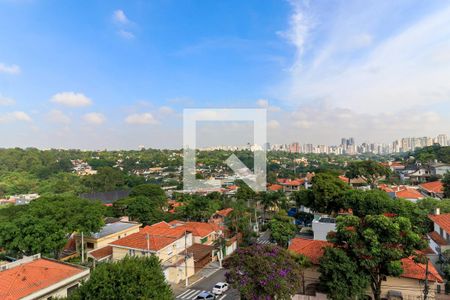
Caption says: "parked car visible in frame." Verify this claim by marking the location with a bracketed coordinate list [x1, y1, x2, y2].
[195, 291, 216, 300]
[212, 282, 229, 295]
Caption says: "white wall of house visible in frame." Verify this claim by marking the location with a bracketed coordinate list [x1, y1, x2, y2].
[312, 220, 336, 241]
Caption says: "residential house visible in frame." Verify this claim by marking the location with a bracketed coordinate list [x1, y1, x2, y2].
[109, 225, 195, 284]
[289, 238, 444, 299]
[267, 184, 283, 192]
[288, 238, 331, 295]
[430, 163, 450, 177]
[210, 208, 233, 228]
[428, 209, 450, 255]
[379, 184, 425, 202]
[311, 216, 336, 241]
[276, 178, 306, 192]
[394, 186, 424, 202]
[400, 163, 431, 183]
[420, 181, 444, 199]
[0, 254, 89, 300]
[75, 219, 141, 263]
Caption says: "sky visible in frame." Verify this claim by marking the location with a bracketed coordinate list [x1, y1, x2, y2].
[1, 0, 450, 149]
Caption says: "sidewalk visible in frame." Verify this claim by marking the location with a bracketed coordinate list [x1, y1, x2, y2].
[171, 261, 222, 295]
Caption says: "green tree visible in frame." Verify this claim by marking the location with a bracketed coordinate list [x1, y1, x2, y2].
[443, 172, 450, 198]
[0, 195, 104, 258]
[259, 191, 281, 223]
[130, 184, 167, 209]
[82, 167, 126, 192]
[268, 211, 296, 248]
[68, 256, 173, 300]
[127, 196, 165, 225]
[324, 215, 426, 300]
[319, 247, 369, 300]
[177, 195, 221, 222]
[309, 173, 349, 214]
[346, 160, 391, 188]
[225, 200, 253, 244]
[225, 244, 303, 300]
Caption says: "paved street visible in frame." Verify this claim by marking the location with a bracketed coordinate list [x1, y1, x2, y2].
[175, 269, 240, 300]
[256, 230, 273, 245]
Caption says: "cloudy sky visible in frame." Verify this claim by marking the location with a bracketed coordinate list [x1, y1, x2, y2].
[1, 0, 449, 149]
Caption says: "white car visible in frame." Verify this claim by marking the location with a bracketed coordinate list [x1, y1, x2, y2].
[212, 282, 229, 295]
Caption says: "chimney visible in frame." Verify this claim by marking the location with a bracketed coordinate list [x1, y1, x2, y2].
[435, 208, 440, 215]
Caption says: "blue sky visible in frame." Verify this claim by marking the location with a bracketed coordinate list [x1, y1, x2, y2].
[1, 0, 449, 149]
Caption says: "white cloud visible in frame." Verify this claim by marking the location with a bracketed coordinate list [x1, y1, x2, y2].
[256, 98, 281, 112]
[83, 112, 106, 125]
[113, 9, 129, 24]
[117, 29, 135, 39]
[268, 120, 280, 129]
[159, 106, 175, 115]
[256, 99, 269, 108]
[125, 113, 158, 125]
[349, 33, 373, 49]
[0, 63, 21, 75]
[50, 92, 92, 107]
[282, 2, 450, 114]
[47, 110, 71, 124]
[0, 111, 32, 123]
[0, 95, 15, 106]
[278, 0, 311, 70]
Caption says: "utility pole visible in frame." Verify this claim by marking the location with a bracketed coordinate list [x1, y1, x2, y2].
[423, 259, 429, 300]
[146, 233, 150, 255]
[81, 232, 84, 263]
[184, 229, 188, 287]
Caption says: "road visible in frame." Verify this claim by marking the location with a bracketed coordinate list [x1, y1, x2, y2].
[175, 269, 240, 300]
[256, 230, 273, 245]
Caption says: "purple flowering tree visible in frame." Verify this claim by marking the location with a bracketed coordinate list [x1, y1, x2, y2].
[224, 244, 303, 300]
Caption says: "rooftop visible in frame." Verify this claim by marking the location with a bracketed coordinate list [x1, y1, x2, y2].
[288, 238, 332, 264]
[429, 213, 450, 233]
[400, 257, 443, 283]
[419, 181, 444, 194]
[110, 230, 177, 251]
[0, 255, 88, 300]
[89, 221, 141, 239]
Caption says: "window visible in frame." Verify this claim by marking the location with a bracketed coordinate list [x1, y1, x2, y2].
[128, 249, 136, 255]
[86, 242, 94, 249]
[67, 284, 79, 297]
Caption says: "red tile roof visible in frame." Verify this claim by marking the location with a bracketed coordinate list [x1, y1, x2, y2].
[288, 238, 443, 283]
[216, 208, 233, 217]
[288, 238, 332, 264]
[429, 213, 450, 233]
[110, 230, 177, 251]
[88, 246, 113, 260]
[0, 258, 86, 300]
[428, 231, 447, 246]
[419, 181, 443, 194]
[268, 184, 283, 191]
[401, 257, 443, 283]
[168, 220, 219, 237]
[395, 188, 424, 200]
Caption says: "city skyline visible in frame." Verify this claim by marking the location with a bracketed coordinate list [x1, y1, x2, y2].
[1, 0, 450, 149]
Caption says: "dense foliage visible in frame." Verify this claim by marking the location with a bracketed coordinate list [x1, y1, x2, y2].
[68, 256, 173, 300]
[321, 215, 426, 300]
[225, 244, 303, 300]
[0, 195, 105, 258]
[268, 212, 296, 247]
[444, 172, 450, 198]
